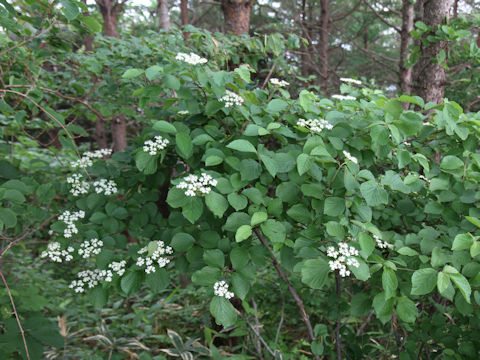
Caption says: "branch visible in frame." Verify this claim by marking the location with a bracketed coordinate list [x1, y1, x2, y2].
[253, 229, 319, 360]
[362, 0, 401, 33]
[0, 23, 54, 57]
[332, 0, 363, 22]
[0, 271, 30, 360]
[335, 271, 342, 360]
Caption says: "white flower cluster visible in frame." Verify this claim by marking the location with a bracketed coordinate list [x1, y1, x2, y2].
[332, 94, 356, 101]
[297, 118, 333, 133]
[143, 136, 170, 156]
[176, 173, 218, 197]
[69, 269, 113, 293]
[340, 77, 362, 85]
[58, 210, 85, 238]
[343, 150, 358, 164]
[178, 110, 189, 115]
[40, 242, 74, 263]
[270, 78, 289, 87]
[213, 281, 234, 299]
[66, 173, 90, 197]
[373, 234, 394, 250]
[175, 52, 208, 65]
[220, 90, 244, 107]
[136, 241, 173, 274]
[93, 179, 118, 195]
[327, 242, 360, 277]
[108, 260, 127, 276]
[78, 238, 103, 259]
[70, 149, 112, 168]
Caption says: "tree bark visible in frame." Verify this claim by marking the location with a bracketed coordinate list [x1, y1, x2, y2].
[112, 114, 127, 152]
[300, 0, 308, 77]
[399, 0, 414, 94]
[412, 0, 453, 104]
[97, 0, 128, 152]
[180, 0, 189, 39]
[319, 0, 329, 96]
[221, 0, 253, 35]
[157, 0, 170, 30]
[82, 0, 94, 51]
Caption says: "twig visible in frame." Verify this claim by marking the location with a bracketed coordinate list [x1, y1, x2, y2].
[356, 310, 374, 336]
[246, 320, 276, 357]
[261, 64, 276, 90]
[253, 229, 319, 360]
[1, 215, 56, 258]
[0, 271, 30, 359]
[362, 0, 401, 33]
[0, 23, 54, 57]
[274, 294, 285, 344]
[251, 298, 263, 356]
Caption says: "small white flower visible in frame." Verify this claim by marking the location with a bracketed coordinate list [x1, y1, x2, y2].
[214, 281, 234, 299]
[78, 238, 103, 259]
[69, 268, 113, 292]
[327, 242, 360, 277]
[66, 173, 90, 197]
[220, 90, 243, 107]
[297, 118, 333, 134]
[58, 210, 85, 238]
[143, 135, 169, 156]
[340, 77, 362, 85]
[178, 110, 189, 115]
[332, 94, 356, 101]
[343, 150, 358, 164]
[175, 173, 217, 197]
[270, 78, 289, 87]
[175, 52, 208, 65]
[373, 234, 394, 250]
[41, 242, 75, 263]
[92, 179, 118, 195]
[136, 241, 173, 274]
[70, 149, 112, 168]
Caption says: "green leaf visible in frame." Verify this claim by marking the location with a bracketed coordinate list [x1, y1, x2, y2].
[373, 292, 394, 324]
[360, 180, 388, 207]
[359, 233, 375, 257]
[146, 269, 170, 293]
[470, 241, 480, 258]
[382, 268, 398, 299]
[297, 153, 313, 176]
[259, 154, 278, 177]
[235, 225, 252, 242]
[153, 120, 177, 133]
[80, 15, 102, 32]
[231, 272, 250, 300]
[60, 0, 80, 21]
[226, 139, 257, 154]
[266, 99, 288, 114]
[210, 296, 237, 327]
[164, 74, 181, 90]
[1, 189, 25, 203]
[182, 196, 203, 223]
[323, 197, 345, 217]
[0, 208, 16, 228]
[260, 220, 286, 243]
[251, 212, 268, 226]
[204, 249, 225, 268]
[171, 232, 195, 252]
[175, 132, 193, 159]
[437, 272, 451, 294]
[383, 99, 403, 118]
[287, 204, 312, 223]
[227, 193, 248, 211]
[122, 68, 144, 79]
[192, 266, 221, 285]
[230, 248, 249, 269]
[205, 192, 228, 218]
[411, 268, 437, 295]
[452, 233, 474, 251]
[450, 273, 471, 303]
[135, 151, 157, 174]
[121, 271, 143, 296]
[396, 297, 418, 323]
[145, 65, 163, 81]
[301, 258, 329, 289]
[440, 155, 464, 170]
[166, 187, 187, 208]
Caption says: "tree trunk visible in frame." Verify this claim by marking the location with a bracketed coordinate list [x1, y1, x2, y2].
[112, 114, 127, 152]
[97, 0, 127, 152]
[82, 0, 94, 51]
[300, 0, 308, 77]
[157, 0, 170, 30]
[95, 116, 108, 149]
[399, 0, 414, 95]
[412, 0, 453, 104]
[180, 0, 189, 39]
[221, 0, 253, 35]
[319, 0, 329, 96]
